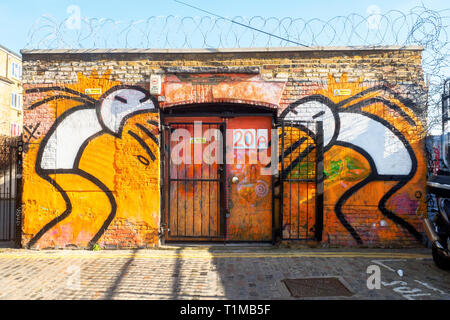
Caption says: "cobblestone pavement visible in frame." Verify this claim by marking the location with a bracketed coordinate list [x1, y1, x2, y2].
[0, 246, 449, 300]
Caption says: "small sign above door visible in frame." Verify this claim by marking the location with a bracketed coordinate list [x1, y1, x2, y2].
[85, 88, 102, 95]
[233, 129, 268, 149]
[190, 137, 206, 144]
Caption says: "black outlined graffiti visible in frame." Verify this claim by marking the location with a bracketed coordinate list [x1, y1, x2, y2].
[128, 130, 157, 161]
[26, 85, 159, 249]
[131, 122, 160, 166]
[279, 85, 423, 244]
[23, 123, 41, 147]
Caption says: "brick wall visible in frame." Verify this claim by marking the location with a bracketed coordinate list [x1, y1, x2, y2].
[21, 47, 427, 248]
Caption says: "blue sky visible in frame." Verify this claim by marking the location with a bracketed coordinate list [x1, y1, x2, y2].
[0, 0, 449, 53]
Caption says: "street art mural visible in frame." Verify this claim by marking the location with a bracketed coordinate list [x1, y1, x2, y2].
[22, 70, 160, 248]
[21, 67, 426, 248]
[279, 74, 426, 245]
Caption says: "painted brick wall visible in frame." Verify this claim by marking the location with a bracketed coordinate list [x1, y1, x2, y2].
[21, 47, 427, 248]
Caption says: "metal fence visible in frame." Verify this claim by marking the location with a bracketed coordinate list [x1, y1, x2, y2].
[0, 139, 20, 242]
[279, 120, 324, 241]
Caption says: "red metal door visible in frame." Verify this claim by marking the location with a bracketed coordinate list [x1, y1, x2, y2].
[164, 117, 226, 241]
[163, 115, 273, 242]
[226, 116, 273, 241]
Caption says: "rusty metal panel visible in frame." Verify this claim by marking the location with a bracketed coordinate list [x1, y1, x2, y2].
[226, 117, 273, 241]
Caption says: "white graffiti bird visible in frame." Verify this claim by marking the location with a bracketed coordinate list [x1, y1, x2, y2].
[28, 85, 158, 248]
[280, 95, 421, 244]
[38, 86, 157, 171]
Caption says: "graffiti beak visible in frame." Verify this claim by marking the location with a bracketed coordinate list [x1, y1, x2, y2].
[100, 94, 158, 135]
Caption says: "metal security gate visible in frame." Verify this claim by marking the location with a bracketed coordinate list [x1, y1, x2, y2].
[279, 120, 323, 241]
[0, 140, 21, 242]
[164, 121, 226, 241]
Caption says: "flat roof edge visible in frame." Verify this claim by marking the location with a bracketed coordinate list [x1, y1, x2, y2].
[20, 45, 425, 55]
[0, 45, 22, 59]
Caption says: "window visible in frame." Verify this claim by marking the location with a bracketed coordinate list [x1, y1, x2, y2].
[10, 123, 21, 136]
[11, 93, 22, 110]
[11, 61, 22, 80]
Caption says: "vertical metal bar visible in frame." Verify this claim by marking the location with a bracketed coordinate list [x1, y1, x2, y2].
[9, 145, 13, 240]
[297, 123, 300, 239]
[221, 122, 227, 239]
[218, 123, 222, 239]
[185, 124, 188, 237]
[12, 145, 17, 242]
[280, 122, 285, 240]
[2, 145, 6, 240]
[0, 145, 6, 240]
[208, 123, 211, 237]
[12, 144, 17, 241]
[15, 141, 23, 247]
[200, 123, 203, 237]
[220, 122, 223, 239]
[289, 122, 292, 239]
[160, 121, 166, 243]
[315, 121, 324, 241]
[192, 124, 195, 236]
[1, 147, 4, 240]
[176, 125, 180, 237]
[306, 123, 310, 239]
[271, 118, 276, 244]
[177, 125, 181, 236]
[167, 124, 172, 237]
[1, 145, 3, 240]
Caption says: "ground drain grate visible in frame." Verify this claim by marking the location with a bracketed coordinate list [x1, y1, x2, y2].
[283, 277, 354, 298]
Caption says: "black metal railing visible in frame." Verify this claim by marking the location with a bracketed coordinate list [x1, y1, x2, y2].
[165, 122, 226, 240]
[0, 139, 20, 242]
[279, 120, 323, 241]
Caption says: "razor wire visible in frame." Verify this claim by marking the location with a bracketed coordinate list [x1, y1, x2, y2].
[25, 5, 450, 133]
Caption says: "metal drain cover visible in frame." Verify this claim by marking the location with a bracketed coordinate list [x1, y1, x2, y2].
[283, 277, 354, 298]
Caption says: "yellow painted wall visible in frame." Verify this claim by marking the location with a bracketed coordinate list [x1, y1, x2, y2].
[22, 70, 160, 249]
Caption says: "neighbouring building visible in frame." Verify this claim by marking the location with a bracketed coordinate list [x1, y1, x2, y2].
[0, 45, 22, 137]
[18, 46, 428, 249]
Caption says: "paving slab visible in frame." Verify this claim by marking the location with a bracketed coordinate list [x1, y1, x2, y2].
[0, 247, 448, 300]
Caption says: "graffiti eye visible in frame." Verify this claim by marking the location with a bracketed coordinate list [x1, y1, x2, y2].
[114, 96, 127, 103]
[136, 155, 150, 166]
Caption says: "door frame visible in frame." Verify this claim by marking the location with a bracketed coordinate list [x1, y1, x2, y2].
[162, 118, 227, 242]
[159, 105, 277, 244]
